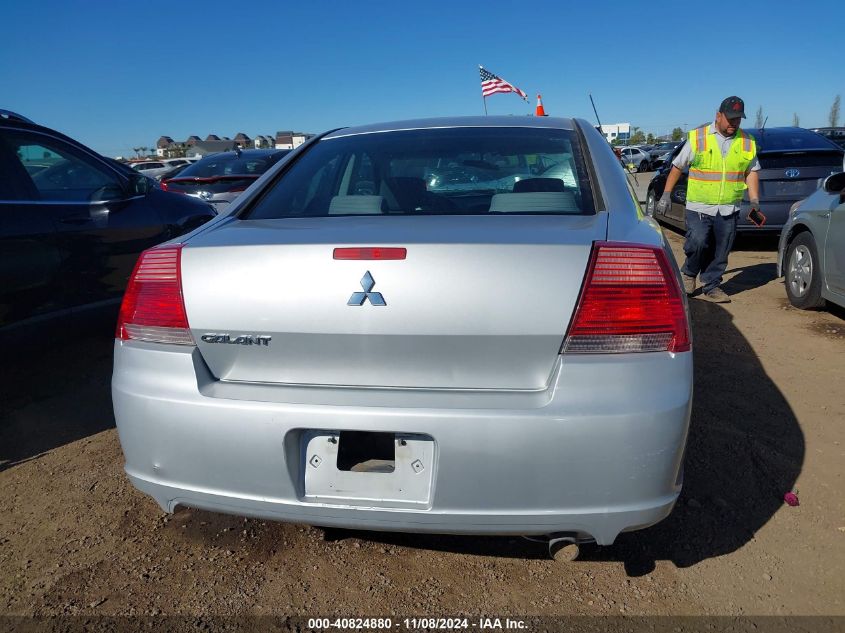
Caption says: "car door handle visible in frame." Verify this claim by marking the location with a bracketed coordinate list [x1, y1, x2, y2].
[58, 216, 94, 225]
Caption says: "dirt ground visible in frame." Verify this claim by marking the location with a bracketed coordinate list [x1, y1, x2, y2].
[1, 228, 843, 623]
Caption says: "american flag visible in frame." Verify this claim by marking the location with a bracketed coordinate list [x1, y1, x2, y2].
[479, 66, 527, 101]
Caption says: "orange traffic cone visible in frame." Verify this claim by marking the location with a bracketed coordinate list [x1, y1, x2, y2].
[535, 94, 547, 117]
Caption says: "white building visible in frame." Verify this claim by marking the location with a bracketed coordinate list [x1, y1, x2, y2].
[274, 131, 314, 150]
[601, 123, 631, 144]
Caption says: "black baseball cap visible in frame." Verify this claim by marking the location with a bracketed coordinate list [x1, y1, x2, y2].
[719, 96, 746, 119]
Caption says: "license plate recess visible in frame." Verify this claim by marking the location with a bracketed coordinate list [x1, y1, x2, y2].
[302, 430, 434, 509]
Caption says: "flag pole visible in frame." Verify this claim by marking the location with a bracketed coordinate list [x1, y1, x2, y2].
[483, 95, 488, 116]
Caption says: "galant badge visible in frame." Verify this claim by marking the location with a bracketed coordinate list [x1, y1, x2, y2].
[785, 169, 800, 178]
[348, 271, 386, 306]
[201, 333, 272, 346]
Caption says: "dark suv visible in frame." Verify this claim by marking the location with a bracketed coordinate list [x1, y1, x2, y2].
[0, 110, 216, 339]
[645, 127, 844, 233]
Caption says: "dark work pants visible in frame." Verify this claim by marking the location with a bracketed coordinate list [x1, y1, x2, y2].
[681, 210, 738, 293]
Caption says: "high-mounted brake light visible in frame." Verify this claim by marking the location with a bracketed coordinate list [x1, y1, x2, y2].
[333, 247, 407, 260]
[563, 242, 691, 354]
[115, 245, 194, 345]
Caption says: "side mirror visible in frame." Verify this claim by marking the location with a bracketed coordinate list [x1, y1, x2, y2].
[128, 173, 153, 196]
[822, 171, 845, 196]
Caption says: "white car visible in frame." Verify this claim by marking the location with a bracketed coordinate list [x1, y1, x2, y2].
[131, 161, 172, 179]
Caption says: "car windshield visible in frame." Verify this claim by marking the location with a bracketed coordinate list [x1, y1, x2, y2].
[179, 154, 281, 178]
[245, 127, 595, 218]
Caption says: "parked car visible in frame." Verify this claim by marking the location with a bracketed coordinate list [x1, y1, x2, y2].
[810, 126, 845, 150]
[155, 158, 196, 181]
[0, 110, 216, 341]
[777, 166, 845, 310]
[620, 146, 652, 172]
[160, 149, 290, 211]
[648, 141, 684, 166]
[113, 116, 693, 550]
[130, 160, 172, 179]
[650, 150, 675, 171]
[646, 127, 844, 233]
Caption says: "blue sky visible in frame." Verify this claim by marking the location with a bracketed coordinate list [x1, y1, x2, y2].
[2, 0, 841, 157]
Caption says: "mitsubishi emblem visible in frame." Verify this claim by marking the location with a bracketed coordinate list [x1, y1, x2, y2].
[348, 271, 386, 306]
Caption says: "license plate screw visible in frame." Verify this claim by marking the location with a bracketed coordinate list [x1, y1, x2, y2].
[309, 455, 322, 468]
[398, 439, 407, 446]
[411, 459, 424, 473]
[327, 436, 337, 444]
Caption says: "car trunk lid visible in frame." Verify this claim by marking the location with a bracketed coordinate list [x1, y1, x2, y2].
[181, 214, 607, 390]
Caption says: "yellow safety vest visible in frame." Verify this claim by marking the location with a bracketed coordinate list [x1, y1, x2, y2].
[686, 125, 757, 205]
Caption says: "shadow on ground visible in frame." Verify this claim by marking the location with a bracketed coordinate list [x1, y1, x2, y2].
[0, 331, 115, 472]
[722, 262, 778, 295]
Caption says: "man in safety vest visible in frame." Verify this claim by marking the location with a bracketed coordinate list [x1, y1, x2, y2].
[656, 96, 761, 303]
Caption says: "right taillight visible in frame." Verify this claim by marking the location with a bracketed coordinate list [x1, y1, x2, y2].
[115, 245, 194, 345]
[563, 242, 691, 354]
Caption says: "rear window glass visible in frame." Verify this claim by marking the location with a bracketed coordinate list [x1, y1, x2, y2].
[758, 151, 844, 169]
[245, 127, 595, 218]
[180, 154, 281, 178]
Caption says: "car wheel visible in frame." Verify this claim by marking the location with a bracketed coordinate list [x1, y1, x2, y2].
[785, 232, 825, 309]
[646, 191, 657, 217]
[639, 161, 648, 173]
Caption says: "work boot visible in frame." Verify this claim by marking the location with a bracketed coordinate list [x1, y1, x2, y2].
[702, 287, 731, 303]
[682, 275, 697, 296]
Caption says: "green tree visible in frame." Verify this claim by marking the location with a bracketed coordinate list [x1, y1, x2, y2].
[629, 130, 646, 144]
[671, 127, 684, 141]
[755, 106, 764, 128]
[646, 133, 655, 144]
[829, 95, 841, 127]
[792, 113, 800, 127]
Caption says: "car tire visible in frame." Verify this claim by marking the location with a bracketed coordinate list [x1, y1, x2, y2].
[646, 190, 657, 218]
[639, 161, 648, 173]
[785, 232, 825, 310]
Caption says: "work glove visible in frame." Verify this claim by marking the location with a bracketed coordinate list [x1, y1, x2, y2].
[656, 191, 671, 215]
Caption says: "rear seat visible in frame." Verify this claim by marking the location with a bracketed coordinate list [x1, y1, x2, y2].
[328, 195, 384, 214]
[489, 191, 578, 214]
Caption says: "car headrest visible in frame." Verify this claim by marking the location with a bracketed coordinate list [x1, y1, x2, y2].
[513, 178, 566, 193]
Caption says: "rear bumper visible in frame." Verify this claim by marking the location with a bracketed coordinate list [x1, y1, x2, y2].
[112, 342, 693, 545]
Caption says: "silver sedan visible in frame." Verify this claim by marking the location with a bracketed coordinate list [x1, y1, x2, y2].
[112, 117, 693, 548]
[778, 169, 845, 309]
[620, 146, 652, 172]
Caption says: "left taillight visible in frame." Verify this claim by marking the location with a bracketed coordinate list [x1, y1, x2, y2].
[115, 244, 194, 345]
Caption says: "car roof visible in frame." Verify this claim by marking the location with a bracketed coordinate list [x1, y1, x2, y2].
[197, 149, 287, 158]
[744, 127, 843, 152]
[324, 116, 577, 139]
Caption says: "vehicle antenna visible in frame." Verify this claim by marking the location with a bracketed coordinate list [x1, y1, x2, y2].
[761, 116, 768, 133]
[589, 93, 604, 136]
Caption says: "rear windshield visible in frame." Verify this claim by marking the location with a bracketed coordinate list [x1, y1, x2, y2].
[179, 154, 282, 178]
[245, 127, 595, 218]
[758, 150, 844, 169]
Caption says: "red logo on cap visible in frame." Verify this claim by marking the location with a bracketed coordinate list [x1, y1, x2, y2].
[733, 102, 742, 111]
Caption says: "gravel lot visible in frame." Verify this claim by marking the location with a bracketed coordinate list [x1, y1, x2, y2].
[1, 220, 843, 622]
